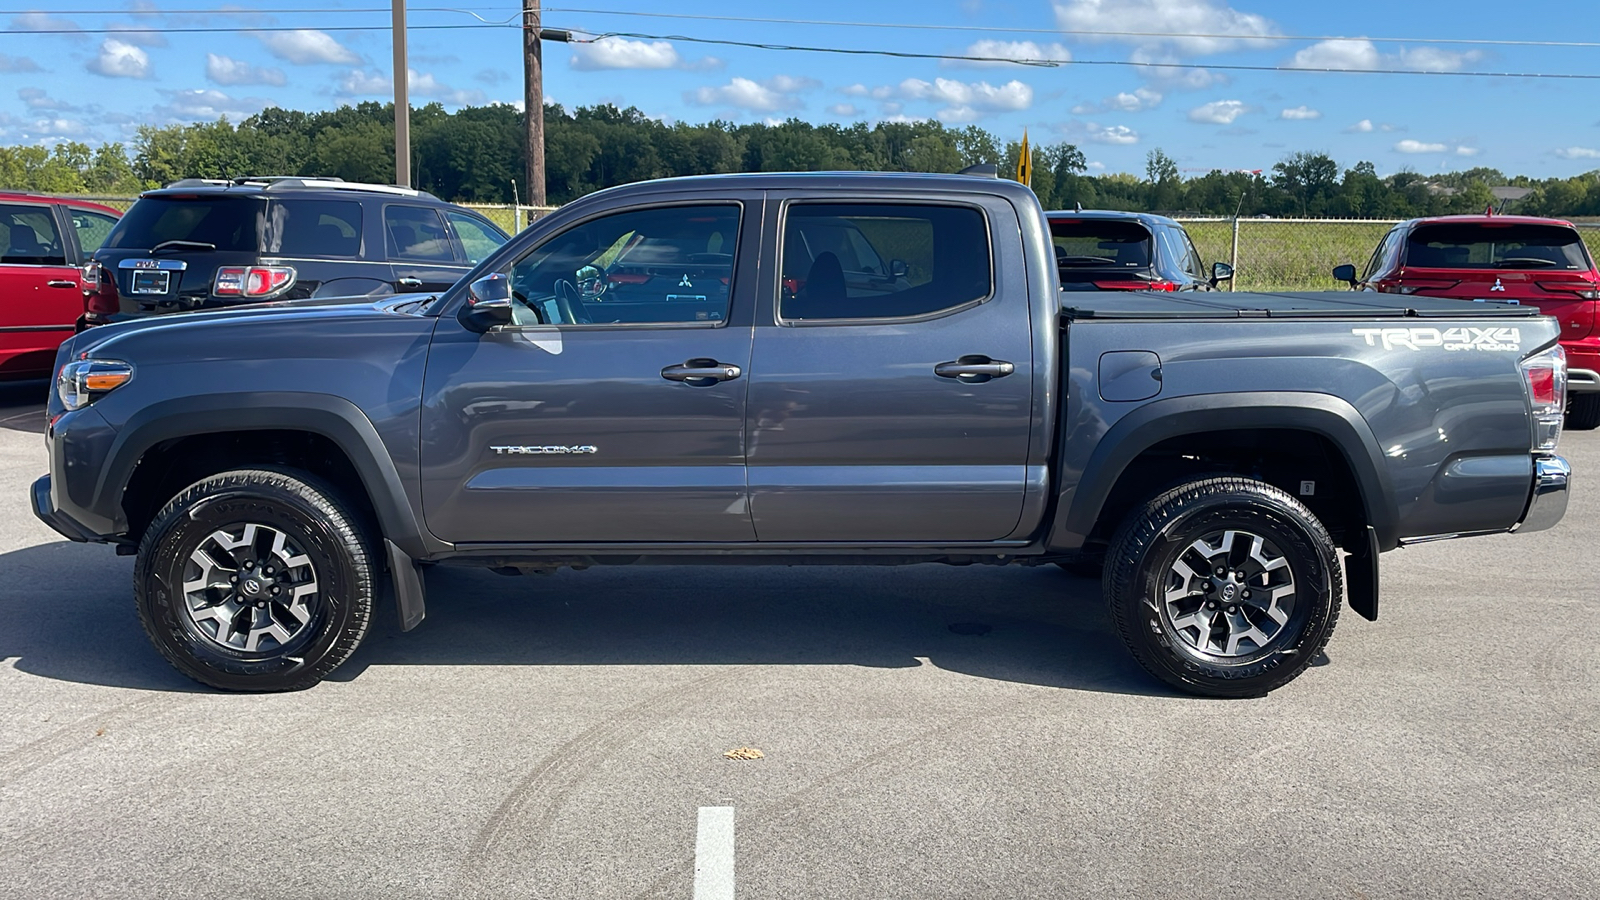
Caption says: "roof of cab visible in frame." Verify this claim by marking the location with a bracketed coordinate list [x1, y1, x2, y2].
[1045, 208, 1182, 227]
[1404, 214, 1579, 229]
[580, 170, 1046, 203]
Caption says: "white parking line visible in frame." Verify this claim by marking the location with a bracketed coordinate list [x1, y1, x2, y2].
[694, 806, 735, 900]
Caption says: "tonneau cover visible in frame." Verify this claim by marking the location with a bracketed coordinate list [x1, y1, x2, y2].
[1062, 290, 1540, 320]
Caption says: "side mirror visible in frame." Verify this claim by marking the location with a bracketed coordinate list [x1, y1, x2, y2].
[1332, 264, 1358, 286]
[457, 273, 514, 332]
[1210, 261, 1234, 286]
[889, 259, 909, 279]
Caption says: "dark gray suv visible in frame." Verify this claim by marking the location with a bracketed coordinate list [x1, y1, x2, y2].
[83, 177, 508, 325]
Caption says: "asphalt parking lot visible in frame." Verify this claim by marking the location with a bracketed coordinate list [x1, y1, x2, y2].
[0, 379, 1595, 900]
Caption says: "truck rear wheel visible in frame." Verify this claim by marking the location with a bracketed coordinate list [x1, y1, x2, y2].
[1104, 477, 1342, 698]
[133, 468, 376, 692]
[1567, 393, 1600, 431]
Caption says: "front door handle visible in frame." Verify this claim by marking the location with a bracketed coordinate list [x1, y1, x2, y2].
[935, 355, 1015, 384]
[661, 358, 742, 386]
[397, 277, 423, 288]
[47, 280, 78, 289]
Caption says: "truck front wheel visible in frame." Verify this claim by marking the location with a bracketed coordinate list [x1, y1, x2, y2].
[133, 468, 376, 691]
[1104, 477, 1342, 698]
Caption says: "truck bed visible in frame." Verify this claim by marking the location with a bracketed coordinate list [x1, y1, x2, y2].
[1062, 290, 1543, 320]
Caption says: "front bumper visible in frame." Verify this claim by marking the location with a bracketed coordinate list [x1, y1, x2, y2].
[1516, 455, 1571, 534]
[31, 474, 96, 542]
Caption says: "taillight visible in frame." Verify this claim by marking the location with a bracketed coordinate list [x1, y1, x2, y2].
[1093, 280, 1177, 291]
[1520, 345, 1567, 451]
[214, 265, 296, 299]
[1536, 282, 1600, 300]
[81, 262, 99, 291]
[86, 263, 118, 315]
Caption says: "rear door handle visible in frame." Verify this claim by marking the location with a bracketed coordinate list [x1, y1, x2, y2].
[935, 355, 1015, 384]
[48, 280, 78, 289]
[397, 277, 423, 288]
[661, 358, 742, 386]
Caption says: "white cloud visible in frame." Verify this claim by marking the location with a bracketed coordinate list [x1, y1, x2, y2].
[1555, 147, 1600, 160]
[1290, 38, 1481, 73]
[950, 39, 1071, 66]
[1345, 118, 1375, 133]
[205, 53, 287, 87]
[896, 77, 1033, 122]
[1074, 87, 1162, 114]
[33, 117, 89, 137]
[1455, 146, 1479, 157]
[1054, 0, 1276, 56]
[86, 39, 151, 79]
[154, 88, 269, 121]
[1087, 123, 1139, 145]
[107, 22, 166, 48]
[570, 37, 718, 71]
[1280, 105, 1320, 120]
[685, 75, 818, 113]
[1188, 99, 1248, 124]
[828, 103, 860, 117]
[1395, 140, 1447, 153]
[10, 12, 80, 33]
[258, 30, 360, 65]
[0, 54, 41, 73]
[1085, 160, 1106, 171]
[336, 69, 485, 105]
[18, 88, 73, 111]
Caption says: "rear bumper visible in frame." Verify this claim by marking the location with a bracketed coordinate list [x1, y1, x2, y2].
[1568, 367, 1599, 393]
[1516, 455, 1571, 534]
[30, 474, 96, 542]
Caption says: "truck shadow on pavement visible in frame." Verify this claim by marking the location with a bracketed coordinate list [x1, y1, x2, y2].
[0, 381, 47, 434]
[0, 540, 1176, 697]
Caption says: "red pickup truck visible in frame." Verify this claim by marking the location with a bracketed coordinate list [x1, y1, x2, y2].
[0, 193, 121, 380]
[1336, 213, 1600, 429]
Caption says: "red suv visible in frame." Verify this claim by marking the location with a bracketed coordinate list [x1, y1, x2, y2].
[0, 193, 121, 380]
[1336, 214, 1600, 429]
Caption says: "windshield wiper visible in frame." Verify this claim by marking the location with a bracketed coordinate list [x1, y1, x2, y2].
[150, 240, 216, 254]
[1059, 255, 1120, 266]
[1496, 258, 1560, 269]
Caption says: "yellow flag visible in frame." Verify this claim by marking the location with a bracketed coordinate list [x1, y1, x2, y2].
[1016, 129, 1032, 187]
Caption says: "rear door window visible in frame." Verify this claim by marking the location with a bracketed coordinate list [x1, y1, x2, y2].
[264, 199, 362, 258]
[385, 206, 457, 262]
[0, 203, 67, 265]
[780, 203, 992, 321]
[1405, 223, 1592, 270]
[104, 197, 259, 251]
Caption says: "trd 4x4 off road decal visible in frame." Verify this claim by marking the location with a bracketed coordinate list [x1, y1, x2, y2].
[1351, 326, 1521, 352]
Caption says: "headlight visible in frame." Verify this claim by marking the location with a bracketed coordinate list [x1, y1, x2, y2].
[57, 359, 133, 411]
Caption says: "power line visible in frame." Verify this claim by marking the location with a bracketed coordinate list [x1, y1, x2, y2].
[576, 29, 1600, 79]
[6, 6, 1600, 49]
[547, 7, 1600, 50]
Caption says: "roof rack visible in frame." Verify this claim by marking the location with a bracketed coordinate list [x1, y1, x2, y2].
[159, 176, 437, 200]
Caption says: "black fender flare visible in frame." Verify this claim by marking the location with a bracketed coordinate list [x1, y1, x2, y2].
[96, 392, 437, 560]
[1054, 391, 1398, 552]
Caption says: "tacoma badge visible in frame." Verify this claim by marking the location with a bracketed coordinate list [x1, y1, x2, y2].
[490, 445, 598, 455]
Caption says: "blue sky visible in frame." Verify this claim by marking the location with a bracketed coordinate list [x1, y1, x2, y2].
[2, 0, 1597, 178]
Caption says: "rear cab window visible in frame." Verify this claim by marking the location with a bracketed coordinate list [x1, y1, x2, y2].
[780, 202, 992, 321]
[1404, 223, 1593, 270]
[105, 196, 259, 251]
[1049, 218, 1152, 284]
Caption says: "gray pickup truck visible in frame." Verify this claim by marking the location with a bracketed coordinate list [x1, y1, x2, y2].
[31, 172, 1573, 697]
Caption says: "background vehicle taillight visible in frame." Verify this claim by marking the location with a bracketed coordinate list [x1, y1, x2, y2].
[1093, 280, 1177, 291]
[214, 265, 296, 299]
[86, 263, 118, 315]
[1536, 282, 1600, 300]
[1520, 345, 1566, 451]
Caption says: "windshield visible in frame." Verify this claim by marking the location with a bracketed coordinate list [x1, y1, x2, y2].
[1049, 219, 1152, 269]
[1405, 223, 1592, 270]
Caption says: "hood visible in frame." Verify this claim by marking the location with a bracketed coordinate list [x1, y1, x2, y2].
[69, 294, 433, 360]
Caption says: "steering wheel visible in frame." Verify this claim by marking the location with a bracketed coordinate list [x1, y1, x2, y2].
[552, 278, 593, 324]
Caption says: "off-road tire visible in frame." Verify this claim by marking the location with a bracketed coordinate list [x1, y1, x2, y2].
[1567, 393, 1600, 431]
[134, 467, 376, 692]
[1104, 476, 1342, 698]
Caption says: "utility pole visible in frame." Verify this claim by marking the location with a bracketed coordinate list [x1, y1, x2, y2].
[523, 0, 545, 206]
[392, 0, 410, 187]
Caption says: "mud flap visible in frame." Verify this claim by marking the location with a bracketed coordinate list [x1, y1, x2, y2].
[385, 538, 426, 631]
[1344, 525, 1379, 622]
